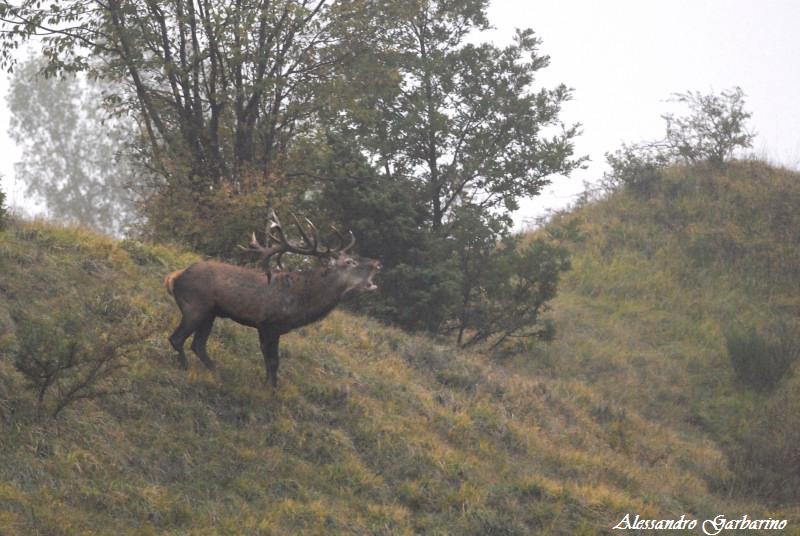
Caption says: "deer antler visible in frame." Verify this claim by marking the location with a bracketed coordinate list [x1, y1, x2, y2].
[240, 211, 355, 271]
[330, 226, 356, 254]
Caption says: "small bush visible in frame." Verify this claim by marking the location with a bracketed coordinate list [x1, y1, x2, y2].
[725, 323, 798, 391]
[603, 87, 755, 196]
[664, 87, 754, 166]
[13, 300, 151, 419]
[603, 143, 671, 196]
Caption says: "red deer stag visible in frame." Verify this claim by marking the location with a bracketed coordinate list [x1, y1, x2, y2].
[165, 211, 381, 387]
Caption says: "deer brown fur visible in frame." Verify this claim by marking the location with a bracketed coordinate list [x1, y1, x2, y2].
[166, 213, 380, 387]
[164, 269, 185, 297]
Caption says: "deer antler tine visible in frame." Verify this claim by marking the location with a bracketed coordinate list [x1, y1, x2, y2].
[342, 230, 356, 253]
[268, 208, 280, 225]
[329, 225, 345, 251]
[288, 212, 314, 252]
[239, 231, 263, 252]
[267, 230, 283, 244]
[304, 217, 323, 253]
[267, 209, 289, 246]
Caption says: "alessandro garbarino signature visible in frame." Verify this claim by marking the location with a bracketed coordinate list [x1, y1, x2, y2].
[612, 513, 788, 534]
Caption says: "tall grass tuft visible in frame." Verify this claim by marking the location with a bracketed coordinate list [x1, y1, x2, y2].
[724, 323, 798, 391]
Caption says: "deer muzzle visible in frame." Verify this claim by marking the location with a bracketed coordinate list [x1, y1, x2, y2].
[363, 260, 382, 291]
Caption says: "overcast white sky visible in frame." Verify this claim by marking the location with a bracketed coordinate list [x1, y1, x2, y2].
[1, 0, 799, 227]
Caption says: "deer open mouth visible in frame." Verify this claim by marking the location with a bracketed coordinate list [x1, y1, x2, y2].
[364, 272, 378, 291]
[363, 262, 381, 291]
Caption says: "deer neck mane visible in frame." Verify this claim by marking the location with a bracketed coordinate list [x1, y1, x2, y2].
[270, 266, 349, 299]
[263, 266, 350, 329]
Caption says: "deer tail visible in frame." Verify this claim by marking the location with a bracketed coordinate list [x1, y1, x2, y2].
[164, 269, 185, 297]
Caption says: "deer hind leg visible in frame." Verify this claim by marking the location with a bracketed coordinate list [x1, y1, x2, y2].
[169, 321, 191, 369]
[190, 316, 216, 370]
[258, 328, 281, 388]
[169, 313, 205, 370]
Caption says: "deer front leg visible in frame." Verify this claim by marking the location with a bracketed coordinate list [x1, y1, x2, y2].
[190, 316, 216, 370]
[257, 328, 280, 388]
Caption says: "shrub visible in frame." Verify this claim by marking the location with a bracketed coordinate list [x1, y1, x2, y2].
[602, 143, 671, 196]
[449, 205, 571, 350]
[138, 178, 282, 259]
[603, 87, 755, 195]
[724, 323, 798, 391]
[663, 87, 755, 166]
[13, 299, 151, 419]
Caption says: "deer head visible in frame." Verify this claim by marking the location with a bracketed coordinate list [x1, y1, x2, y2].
[240, 210, 381, 290]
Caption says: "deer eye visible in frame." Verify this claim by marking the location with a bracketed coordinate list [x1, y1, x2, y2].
[346, 258, 357, 266]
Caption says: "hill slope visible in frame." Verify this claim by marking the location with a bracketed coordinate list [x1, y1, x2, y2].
[0, 161, 798, 534]
[526, 160, 800, 504]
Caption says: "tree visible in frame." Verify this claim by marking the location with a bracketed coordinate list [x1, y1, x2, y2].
[310, 0, 582, 338]
[602, 142, 671, 196]
[0, 0, 356, 250]
[448, 204, 568, 349]
[288, 132, 460, 331]
[8, 56, 137, 235]
[329, 0, 583, 229]
[663, 87, 755, 166]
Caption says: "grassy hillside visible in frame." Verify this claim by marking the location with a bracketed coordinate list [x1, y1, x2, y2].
[0, 160, 798, 534]
[525, 160, 800, 503]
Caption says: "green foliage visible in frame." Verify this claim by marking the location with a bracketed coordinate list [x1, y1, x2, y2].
[298, 130, 572, 342]
[664, 87, 755, 166]
[604, 88, 755, 196]
[326, 6, 584, 227]
[724, 323, 798, 391]
[139, 177, 285, 258]
[289, 133, 460, 331]
[13, 296, 150, 419]
[14, 313, 82, 417]
[304, 2, 582, 341]
[449, 205, 570, 349]
[603, 143, 671, 196]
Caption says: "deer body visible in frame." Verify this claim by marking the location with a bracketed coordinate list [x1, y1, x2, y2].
[172, 261, 364, 331]
[166, 214, 380, 387]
